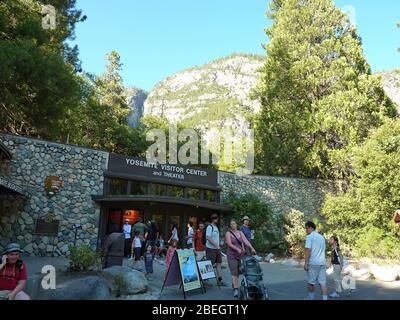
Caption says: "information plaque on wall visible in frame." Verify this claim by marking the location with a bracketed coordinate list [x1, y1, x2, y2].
[33, 217, 60, 236]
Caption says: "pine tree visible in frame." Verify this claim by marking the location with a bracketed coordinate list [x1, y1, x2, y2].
[0, 0, 86, 139]
[253, 0, 397, 179]
[67, 51, 147, 156]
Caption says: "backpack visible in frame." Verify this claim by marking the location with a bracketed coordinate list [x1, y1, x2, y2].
[202, 224, 214, 246]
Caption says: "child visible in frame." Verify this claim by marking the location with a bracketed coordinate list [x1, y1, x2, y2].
[144, 245, 155, 280]
[165, 239, 178, 270]
[157, 235, 166, 258]
[329, 236, 343, 298]
[131, 231, 142, 271]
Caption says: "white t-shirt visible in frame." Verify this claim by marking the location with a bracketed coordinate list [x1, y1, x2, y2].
[123, 224, 131, 239]
[205, 224, 219, 249]
[134, 236, 141, 248]
[305, 231, 326, 266]
[187, 227, 194, 244]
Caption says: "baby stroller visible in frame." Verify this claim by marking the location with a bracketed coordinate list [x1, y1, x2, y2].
[239, 255, 269, 300]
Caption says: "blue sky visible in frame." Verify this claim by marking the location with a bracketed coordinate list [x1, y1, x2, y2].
[72, 0, 400, 91]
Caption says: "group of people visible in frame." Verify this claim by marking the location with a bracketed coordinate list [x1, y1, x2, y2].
[162, 215, 346, 300]
[123, 217, 163, 280]
[304, 221, 347, 300]
[165, 213, 257, 298]
[0, 215, 345, 300]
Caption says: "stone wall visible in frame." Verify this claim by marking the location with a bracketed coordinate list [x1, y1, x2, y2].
[218, 171, 331, 216]
[0, 134, 108, 257]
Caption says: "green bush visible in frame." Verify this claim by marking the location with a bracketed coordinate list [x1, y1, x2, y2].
[283, 210, 328, 258]
[223, 192, 286, 254]
[322, 119, 400, 260]
[283, 210, 306, 258]
[68, 245, 102, 272]
[114, 272, 127, 297]
[355, 227, 400, 260]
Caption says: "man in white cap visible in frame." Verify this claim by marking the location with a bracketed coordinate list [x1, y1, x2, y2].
[0, 243, 30, 300]
[240, 216, 253, 255]
[123, 219, 132, 258]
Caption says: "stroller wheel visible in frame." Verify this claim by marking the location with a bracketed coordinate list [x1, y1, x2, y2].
[239, 286, 246, 300]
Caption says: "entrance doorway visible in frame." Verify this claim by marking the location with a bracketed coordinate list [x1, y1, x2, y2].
[105, 208, 143, 235]
[102, 205, 216, 249]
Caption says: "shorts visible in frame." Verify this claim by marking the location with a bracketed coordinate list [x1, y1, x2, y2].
[195, 250, 206, 261]
[134, 247, 141, 261]
[227, 258, 241, 277]
[307, 265, 327, 286]
[206, 248, 222, 264]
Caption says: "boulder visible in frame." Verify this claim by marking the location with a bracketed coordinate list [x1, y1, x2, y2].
[102, 265, 148, 295]
[265, 253, 274, 262]
[354, 268, 372, 280]
[370, 265, 400, 282]
[281, 259, 301, 267]
[48, 276, 111, 300]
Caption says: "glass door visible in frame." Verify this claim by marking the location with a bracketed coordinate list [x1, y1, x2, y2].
[106, 208, 122, 235]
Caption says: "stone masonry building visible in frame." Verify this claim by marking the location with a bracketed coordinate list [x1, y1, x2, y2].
[0, 133, 329, 257]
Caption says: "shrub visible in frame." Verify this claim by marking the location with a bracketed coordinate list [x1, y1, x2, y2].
[355, 227, 400, 260]
[223, 192, 286, 254]
[114, 272, 127, 297]
[283, 210, 328, 258]
[322, 119, 400, 260]
[283, 210, 306, 258]
[68, 245, 102, 272]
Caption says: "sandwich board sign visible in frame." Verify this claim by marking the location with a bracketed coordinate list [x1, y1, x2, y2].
[161, 249, 203, 299]
[197, 260, 216, 281]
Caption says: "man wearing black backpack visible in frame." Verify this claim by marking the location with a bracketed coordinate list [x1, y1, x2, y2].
[205, 214, 227, 286]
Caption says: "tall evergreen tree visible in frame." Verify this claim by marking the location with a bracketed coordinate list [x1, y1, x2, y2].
[0, 0, 86, 139]
[253, 0, 397, 179]
[67, 51, 147, 156]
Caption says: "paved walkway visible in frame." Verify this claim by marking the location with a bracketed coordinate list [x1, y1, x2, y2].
[21, 256, 400, 300]
[158, 259, 400, 300]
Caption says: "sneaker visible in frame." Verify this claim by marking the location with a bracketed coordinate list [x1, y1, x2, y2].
[217, 280, 228, 286]
[233, 289, 239, 298]
[128, 256, 133, 260]
[329, 292, 340, 298]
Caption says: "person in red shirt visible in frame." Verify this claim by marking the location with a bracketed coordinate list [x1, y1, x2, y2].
[193, 222, 206, 261]
[0, 243, 30, 300]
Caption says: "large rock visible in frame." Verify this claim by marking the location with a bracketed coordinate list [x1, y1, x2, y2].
[354, 268, 372, 280]
[143, 54, 264, 143]
[126, 87, 148, 128]
[102, 266, 148, 295]
[370, 265, 400, 282]
[280, 258, 301, 267]
[48, 276, 111, 300]
[265, 253, 274, 262]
